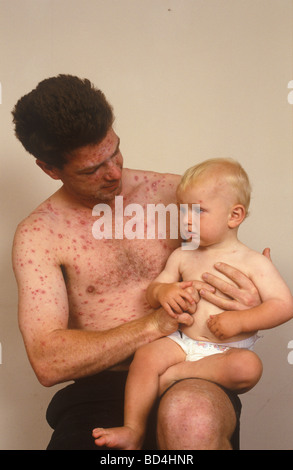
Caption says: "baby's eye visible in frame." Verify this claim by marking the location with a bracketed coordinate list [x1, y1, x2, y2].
[190, 205, 201, 215]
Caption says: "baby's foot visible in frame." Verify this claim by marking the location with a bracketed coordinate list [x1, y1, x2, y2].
[92, 425, 143, 450]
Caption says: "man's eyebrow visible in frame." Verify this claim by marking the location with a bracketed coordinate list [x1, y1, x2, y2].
[77, 138, 120, 174]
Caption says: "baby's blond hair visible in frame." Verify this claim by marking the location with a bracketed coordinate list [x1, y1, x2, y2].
[178, 158, 251, 215]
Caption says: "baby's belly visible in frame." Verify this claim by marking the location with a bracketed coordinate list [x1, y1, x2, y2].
[180, 301, 252, 344]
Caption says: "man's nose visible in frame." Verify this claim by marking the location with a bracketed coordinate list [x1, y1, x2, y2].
[104, 161, 122, 181]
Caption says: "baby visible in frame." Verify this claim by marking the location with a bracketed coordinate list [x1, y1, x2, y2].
[93, 158, 293, 449]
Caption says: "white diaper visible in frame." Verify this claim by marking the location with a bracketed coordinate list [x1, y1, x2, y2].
[168, 330, 259, 362]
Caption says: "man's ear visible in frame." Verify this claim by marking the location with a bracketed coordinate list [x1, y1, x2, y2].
[36, 160, 61, 180]
[228, 204, 246, 228]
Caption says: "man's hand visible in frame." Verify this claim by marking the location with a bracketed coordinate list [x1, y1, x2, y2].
[198, 248, 272, 311]
[199, 262, 261, 311]
[207, 311, 243, 340]
[262, 247, 271, 260]
[151, 306, 194, 337]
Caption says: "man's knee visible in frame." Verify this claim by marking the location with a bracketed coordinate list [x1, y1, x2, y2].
[156, 379, 236, 450]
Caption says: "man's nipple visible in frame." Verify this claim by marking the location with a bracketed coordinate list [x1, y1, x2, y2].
[86, 285, 95, 294]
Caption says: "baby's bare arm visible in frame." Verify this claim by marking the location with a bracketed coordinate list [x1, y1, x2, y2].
[208, 254, 293, 340]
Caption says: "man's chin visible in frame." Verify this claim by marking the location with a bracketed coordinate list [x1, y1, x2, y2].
[97, 183, 122, 202]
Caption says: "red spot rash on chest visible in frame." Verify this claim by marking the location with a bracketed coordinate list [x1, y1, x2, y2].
[14, 171, 180, 331]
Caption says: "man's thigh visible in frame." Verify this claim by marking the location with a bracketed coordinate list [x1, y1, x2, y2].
[156, 378, 241, 450]
[46, 370, 158, 450]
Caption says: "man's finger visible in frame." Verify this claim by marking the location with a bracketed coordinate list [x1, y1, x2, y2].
[192, 280, 216, 292]
[213, 262, 255, 288]
[199, 288, 239, 311]
[201, 271, 240, 299]
[262, 247, 271, 260]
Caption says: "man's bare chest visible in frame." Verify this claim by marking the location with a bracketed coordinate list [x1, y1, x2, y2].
[55, 218, 175, 292]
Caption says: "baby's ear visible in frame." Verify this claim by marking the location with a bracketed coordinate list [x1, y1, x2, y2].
[228, 204, 246, 228]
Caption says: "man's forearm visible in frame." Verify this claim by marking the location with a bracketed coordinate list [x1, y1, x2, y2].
[31, 313, 164, 387]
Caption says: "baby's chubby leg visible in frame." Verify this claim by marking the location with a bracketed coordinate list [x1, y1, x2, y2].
[159, 348, 262, 395]
[93, 337, 186, 450]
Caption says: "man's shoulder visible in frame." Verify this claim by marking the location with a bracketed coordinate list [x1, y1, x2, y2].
[124, 168, 180, 203]
[14, 194, 62, 242]
[125, 167, 180, 182]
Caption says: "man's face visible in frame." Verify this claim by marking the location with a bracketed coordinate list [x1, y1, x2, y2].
[54, 128, 123, 205]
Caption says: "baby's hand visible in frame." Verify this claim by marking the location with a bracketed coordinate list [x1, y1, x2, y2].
[207, 311, 243, 340]
[183, 285, 197, 314]
[157, 281, 197, 318]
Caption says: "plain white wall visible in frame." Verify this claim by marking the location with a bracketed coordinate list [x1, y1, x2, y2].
[0, 0, 292, 450]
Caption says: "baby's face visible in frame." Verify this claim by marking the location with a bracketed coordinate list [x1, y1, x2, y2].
[177, 176, 237, 247]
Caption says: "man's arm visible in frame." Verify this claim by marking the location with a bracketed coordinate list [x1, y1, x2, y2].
[12, 222, 188, 387]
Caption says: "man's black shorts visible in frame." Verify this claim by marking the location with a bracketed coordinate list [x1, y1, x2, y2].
[46, 370, 241, 450]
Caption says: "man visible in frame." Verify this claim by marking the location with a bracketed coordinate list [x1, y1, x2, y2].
[12, 75, 263, 450]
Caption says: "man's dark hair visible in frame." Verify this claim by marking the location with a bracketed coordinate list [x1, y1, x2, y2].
[12, 75, 114, 168]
